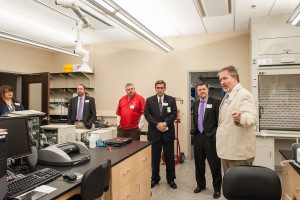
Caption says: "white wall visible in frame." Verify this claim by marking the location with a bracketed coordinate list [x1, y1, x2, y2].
[0, 39, 56, 73]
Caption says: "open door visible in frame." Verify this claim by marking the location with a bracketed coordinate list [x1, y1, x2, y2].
[22, 72, 50, 124]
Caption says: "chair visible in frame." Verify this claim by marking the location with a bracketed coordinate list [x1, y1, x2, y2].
[222, 165, 281, 200]
[68, 159, 111, 200]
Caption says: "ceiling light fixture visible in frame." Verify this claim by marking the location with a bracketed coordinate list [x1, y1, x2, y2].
[193, 0, 232, 17]
[0, 31, 80, 57]
[81, 0, 174, 52]
[288, 3, 300, 26]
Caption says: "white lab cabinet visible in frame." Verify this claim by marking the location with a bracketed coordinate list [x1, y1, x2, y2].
[254, 136, 274, 170]
[258, 36, 300, 55]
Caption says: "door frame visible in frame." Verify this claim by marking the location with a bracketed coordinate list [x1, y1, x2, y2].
[22, 72, 50, 123]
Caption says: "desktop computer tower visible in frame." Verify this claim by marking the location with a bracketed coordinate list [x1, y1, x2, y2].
[0, 131, 7, 200]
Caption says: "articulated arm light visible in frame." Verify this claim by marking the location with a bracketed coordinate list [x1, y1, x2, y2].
[56, 0, 93, 73]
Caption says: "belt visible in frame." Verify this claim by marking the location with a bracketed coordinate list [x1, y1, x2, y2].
[75, 120, 83, 122]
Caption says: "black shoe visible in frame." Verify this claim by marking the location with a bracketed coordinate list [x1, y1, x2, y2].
[151, 180, 159, 188]
[213, 191, 221, 199]
[168, 181, 177, 189]
[194, 186, 206, 193]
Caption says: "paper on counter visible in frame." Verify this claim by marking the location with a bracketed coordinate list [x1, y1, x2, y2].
[34, 185, 57, 194]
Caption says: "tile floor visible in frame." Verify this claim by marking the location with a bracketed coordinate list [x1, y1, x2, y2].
[151, 159, 227, 200]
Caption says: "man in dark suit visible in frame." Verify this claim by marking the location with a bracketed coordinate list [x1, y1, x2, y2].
[144, 80, 177, 189]
[191, 82, 222, 199]
[68, 84, 96, 129]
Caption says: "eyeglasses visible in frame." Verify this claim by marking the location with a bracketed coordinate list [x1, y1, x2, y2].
[4, 91, 13, 93]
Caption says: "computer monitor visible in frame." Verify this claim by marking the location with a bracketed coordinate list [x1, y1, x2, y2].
[0, 117, 31, 159]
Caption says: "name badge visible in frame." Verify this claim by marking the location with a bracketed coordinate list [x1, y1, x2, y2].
[14, 103, 20, 106]
[85, 100, 90, 103]
[206, 104, 212, 108]
[130, 105, 135, 109]
[163, 102, 168, 106]
[167, 107, 171, 113]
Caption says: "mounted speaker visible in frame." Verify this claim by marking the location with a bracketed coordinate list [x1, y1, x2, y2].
[27, 146, 38, 170]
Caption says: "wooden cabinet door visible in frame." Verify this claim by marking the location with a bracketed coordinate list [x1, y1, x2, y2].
[133, 165, 151, 200]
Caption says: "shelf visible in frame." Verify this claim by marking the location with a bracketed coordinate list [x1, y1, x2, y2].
[49, 72, 94, 122]
[49, 119, 68, 123]
[50, 87, 94, 90]
[49, 102, 69, 108]
[50, 72, 94, 76]
[198, 76, 219, 79]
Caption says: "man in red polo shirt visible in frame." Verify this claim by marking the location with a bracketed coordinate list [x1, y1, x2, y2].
[116, 83, 146, 141]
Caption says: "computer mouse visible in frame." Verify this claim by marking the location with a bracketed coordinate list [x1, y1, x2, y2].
[63, 173, 77, 182]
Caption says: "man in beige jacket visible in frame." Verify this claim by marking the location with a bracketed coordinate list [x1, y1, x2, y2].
[217, 66, 257, 173]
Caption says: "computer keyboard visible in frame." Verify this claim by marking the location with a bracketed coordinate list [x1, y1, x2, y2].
[7, 168, 62, 198]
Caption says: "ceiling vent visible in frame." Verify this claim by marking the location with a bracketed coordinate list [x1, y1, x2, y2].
[193, 0, 232, 17]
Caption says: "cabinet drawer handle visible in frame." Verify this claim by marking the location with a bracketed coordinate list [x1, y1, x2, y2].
[123, 194, 130, 200]
[142, 157, 148, 162]
[122, 169, 130, 175]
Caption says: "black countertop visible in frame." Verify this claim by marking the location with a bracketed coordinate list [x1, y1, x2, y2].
[279, 149, 300, 175]
[39, 141, 151, 200]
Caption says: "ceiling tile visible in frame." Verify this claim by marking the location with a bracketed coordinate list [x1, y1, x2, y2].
[152, 0, 206, 36]
[202, 14, 234, 33]
[235, 0, 276, 31]
[113, 0, 180, 37]
[271, 0, 300, 15]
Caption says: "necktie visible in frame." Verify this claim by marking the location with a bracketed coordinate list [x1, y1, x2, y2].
[198, 100, 205, 133]
[159, 98, 163, 114]
[76, 97, 83, 120]
[220, 93, 229, 107]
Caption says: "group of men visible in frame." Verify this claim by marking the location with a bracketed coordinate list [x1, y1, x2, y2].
[67, 65, 257, 199]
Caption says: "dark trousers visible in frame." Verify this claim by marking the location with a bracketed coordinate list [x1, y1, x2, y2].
[194, 134, 222, 191]
[117, 127, 140, 141]
[151, 140, 175, 183]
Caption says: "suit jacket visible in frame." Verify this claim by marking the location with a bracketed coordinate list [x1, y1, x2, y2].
[68, 96, 96, 129]
[144, 95, 177, 142]
[216, 84, 257, 160]
[191, 96, 220, 144]
[0, 100, 24, 116]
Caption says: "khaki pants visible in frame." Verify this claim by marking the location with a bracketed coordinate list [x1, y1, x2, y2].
[75, 121, 96, 130]
[221, 157, 254, 174]
[75, 122, 96, 141]
[117, 127, 140, 141]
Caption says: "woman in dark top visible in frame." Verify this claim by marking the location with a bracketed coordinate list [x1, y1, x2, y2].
[0, 85, 24, 116]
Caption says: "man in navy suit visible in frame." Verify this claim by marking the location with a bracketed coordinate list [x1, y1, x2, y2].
[144, 80, 177, 189]
[68, 84, 96, 129]
[191, 82, 222, 199]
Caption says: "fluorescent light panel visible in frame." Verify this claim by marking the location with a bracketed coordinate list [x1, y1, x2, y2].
[193, 0, 232, 17]
[94, 0, 115, 12]
[289, 3, 300, 26]
[0, 31, 80, 57]
[114, 12, 172, 52]
[83, 0, 173, 52]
